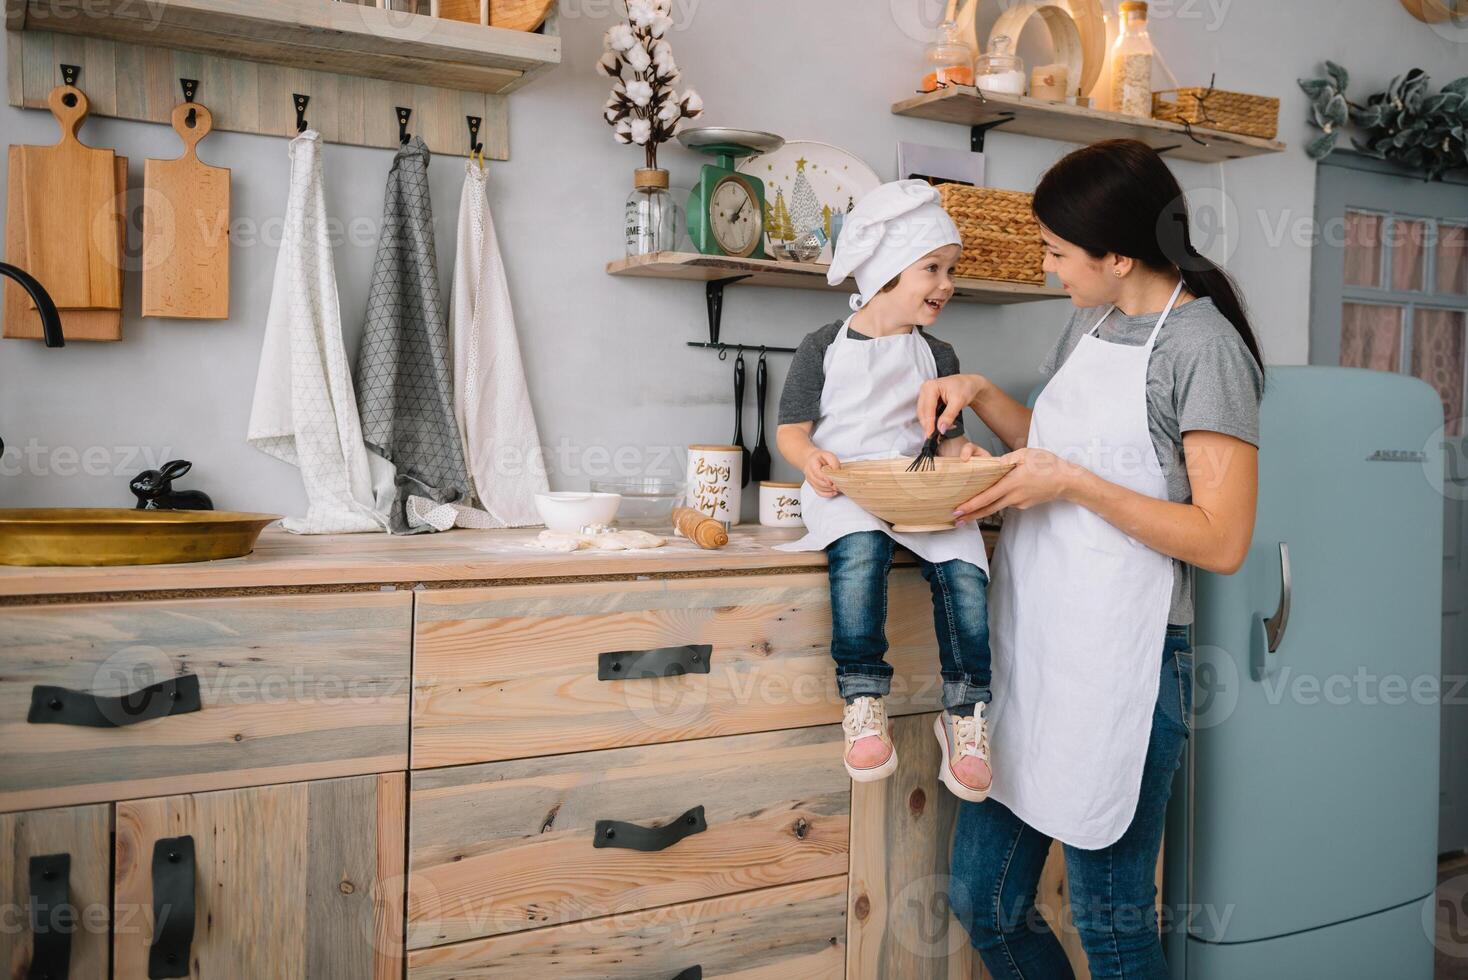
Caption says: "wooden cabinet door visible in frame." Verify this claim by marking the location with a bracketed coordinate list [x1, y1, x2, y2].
[848, 711, 979, 979]
[113, 773, 406, 979]
[0, 804, 111, 979]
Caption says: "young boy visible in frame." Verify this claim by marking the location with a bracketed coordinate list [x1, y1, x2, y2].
[773, 179, 994, 803]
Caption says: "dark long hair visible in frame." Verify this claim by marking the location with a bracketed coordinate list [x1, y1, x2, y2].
[1032, 139, 1263, 372]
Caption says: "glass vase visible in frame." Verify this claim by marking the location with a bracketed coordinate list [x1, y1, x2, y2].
[625, 168, 681, 257]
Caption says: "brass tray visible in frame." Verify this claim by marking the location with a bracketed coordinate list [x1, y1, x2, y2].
[0, 508, 281, 567]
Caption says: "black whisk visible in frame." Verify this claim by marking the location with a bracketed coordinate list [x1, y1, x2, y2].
[907, 399, 946, 473]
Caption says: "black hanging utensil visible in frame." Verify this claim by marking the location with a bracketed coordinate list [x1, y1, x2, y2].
[732, 350, 750, 487]
[396, 106, 412, 145]
[750, 348, 772, 483]
[907, 398, 947, 473]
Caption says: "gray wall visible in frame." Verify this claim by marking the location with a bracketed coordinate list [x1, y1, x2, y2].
[1, 0, 1464, 515]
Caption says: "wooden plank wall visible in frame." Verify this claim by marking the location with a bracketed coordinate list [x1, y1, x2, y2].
[7, 28, 513, 158]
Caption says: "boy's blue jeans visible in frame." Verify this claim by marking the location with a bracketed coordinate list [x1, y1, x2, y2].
[826, 529, 992, 712]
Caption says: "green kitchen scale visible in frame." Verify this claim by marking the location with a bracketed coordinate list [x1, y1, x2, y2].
[678, 128, 785, 260]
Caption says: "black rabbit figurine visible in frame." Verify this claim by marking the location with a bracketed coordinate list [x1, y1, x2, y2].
[130, 459, 214, 511]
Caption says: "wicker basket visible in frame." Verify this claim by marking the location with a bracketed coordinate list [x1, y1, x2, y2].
[937, 185, 1045, 285]
[1152, 87, 1280, 140]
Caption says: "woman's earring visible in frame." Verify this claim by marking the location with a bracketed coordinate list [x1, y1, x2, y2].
[1113, 268, 1123, 278]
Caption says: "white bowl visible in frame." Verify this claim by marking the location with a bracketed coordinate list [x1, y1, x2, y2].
[533, 491, 622, 532]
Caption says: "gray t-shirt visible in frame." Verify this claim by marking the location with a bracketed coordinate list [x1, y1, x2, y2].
[779, 320, 964, 435]
[1040, 296, 1264, 625]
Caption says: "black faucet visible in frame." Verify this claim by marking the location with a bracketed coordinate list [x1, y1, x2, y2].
[0, 262, 64, 459]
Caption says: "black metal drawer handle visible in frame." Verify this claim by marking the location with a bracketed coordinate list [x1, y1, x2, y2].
[28, 674, 201, 728]
[148, 836, 195, 979]
[28, 853, 72, 980]
[594, 805, 707, 852]
[671, 968, 702, 980]
[598, 644, 712, 681]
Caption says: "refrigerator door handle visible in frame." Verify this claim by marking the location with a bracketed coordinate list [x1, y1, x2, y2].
[1251, 542, 1291, 681]
[1264, 542, 1291, 653]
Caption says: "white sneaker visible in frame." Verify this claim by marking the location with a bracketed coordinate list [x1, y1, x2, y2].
[934, 705, 992, 802]
[842, 696, 898, 782]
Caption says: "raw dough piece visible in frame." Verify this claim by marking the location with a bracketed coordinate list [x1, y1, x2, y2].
[525, 529, 665, 552]
[528, 530, 589, 552]
[586, 529, 666, 550]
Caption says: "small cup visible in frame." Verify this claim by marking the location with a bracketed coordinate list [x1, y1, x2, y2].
[686, 445, 743, 526]
[759, 481, 803, 527]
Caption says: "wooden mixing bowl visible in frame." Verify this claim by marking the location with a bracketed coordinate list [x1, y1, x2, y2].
[824, 457, 1015, 532]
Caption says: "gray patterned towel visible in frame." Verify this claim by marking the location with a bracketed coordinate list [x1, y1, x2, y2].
[355, 138, 472, 533]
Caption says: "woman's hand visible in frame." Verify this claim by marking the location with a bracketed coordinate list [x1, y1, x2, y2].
[952, 448, 1083, 522]
[938, 436, 991, 460]
[803, 448, 842, 498]
[917, 375, 987, 437]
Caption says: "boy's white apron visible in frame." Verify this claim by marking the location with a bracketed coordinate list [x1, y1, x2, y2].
[986, 281, 1183, 850]
[773, 316, 989, 573]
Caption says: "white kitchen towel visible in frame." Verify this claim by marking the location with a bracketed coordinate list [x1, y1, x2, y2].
[247, 131, 387, 535]
[446, 159, 548, 527]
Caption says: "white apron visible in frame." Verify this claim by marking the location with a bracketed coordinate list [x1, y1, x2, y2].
[773, 316, 989, 572]
[986, 281, 1183, 850]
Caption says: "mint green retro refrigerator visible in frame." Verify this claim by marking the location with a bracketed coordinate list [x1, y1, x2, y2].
[1164, 366, 1445, 978]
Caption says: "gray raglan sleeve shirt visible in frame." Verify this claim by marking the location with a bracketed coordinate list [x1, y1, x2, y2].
[778, 321, 965, 435]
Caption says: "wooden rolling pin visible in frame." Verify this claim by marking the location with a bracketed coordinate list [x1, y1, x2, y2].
[673, 507, 729, 550]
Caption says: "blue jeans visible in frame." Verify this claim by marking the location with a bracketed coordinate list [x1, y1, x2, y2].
[949, 627, 1194, 980]
[826, 530, 992, 712]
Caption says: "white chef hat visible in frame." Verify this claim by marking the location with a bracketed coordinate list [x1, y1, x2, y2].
[827, 179, 962, 312]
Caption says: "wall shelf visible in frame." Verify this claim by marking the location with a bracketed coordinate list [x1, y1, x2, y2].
[893, 87, 1285, 163]
[5, 0, 561, 94]
[607, 251, 1068, 306]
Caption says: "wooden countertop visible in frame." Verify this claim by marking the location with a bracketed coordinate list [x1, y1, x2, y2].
[0, 525, 1000, 600]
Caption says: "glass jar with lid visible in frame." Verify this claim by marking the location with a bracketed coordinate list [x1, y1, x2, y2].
[1110, 0, 1155, 117]
[624, 168, 682, 256]
[921, 19, 975, 92]
[975, 33, 1026, 96]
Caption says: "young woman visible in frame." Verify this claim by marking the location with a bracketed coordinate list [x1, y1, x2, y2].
[920, 139, 1265, 979]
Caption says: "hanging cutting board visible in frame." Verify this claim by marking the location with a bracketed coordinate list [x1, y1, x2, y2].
[18, 83, 124, 311]
[435, 0, 555, 32]
[4, 146, 125, 341]
[141, 102, 231, 319]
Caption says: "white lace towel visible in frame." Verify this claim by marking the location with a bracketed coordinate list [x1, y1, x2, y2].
[247, 131, 387, 534]
[444, 160, 549, 528]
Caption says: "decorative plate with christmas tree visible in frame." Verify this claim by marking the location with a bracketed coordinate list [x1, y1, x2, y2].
[739, 140, 881, 264]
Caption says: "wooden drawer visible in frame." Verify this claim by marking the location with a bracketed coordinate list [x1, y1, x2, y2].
[407, 724, 851, 948]
[1, 804, 111, 979]
[0, 591, 412, 811]
[412, 570, 945, 768]
[408, 874, 848, 979]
